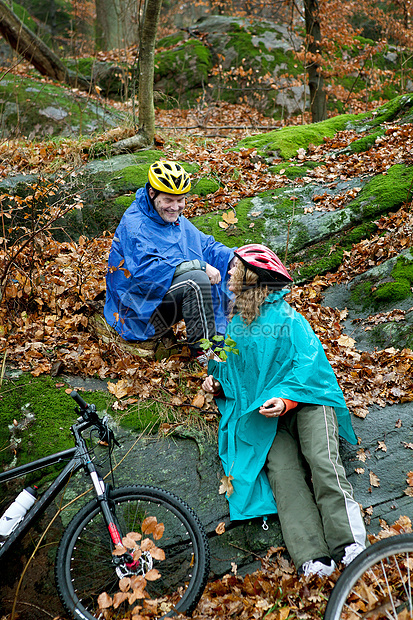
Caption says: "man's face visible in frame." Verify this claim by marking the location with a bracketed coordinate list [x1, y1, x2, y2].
[149, 189, 186, 223]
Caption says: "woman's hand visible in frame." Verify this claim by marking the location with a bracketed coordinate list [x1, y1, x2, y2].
[205, 264, 221, 285]
[259, 397, 285, 418]
[202, 375, 222, 394]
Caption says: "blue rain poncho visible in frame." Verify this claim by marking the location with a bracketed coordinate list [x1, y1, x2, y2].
[104, 185, 234, 341]
[208, 290, 357, 521]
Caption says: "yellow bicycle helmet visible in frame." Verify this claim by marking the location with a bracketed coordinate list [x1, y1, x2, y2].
[148, 160, 191, 194]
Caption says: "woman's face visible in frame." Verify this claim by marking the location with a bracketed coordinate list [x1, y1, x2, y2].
[228, 258, 240, 292]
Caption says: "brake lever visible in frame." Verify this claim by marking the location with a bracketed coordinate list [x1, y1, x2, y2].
[98, 417, 120, 448]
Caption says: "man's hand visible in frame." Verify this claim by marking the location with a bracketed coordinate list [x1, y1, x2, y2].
[202, 375, 222, 394]
[259, 398, 285, 418]
[205, 264, 221, 285]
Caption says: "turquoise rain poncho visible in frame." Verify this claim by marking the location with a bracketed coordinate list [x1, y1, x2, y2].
[208, 290, 357, 522]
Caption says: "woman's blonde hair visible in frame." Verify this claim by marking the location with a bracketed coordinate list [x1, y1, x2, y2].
[230, 260, 270, 324]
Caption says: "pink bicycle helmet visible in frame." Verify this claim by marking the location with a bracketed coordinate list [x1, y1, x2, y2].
[235, 244, 293, 285]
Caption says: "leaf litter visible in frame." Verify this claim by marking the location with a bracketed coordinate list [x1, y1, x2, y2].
[1, 104, 413, 618]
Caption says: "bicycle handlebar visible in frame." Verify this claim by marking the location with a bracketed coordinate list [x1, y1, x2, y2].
[70, 390, 89, 410]
[70, 390, 119, 447]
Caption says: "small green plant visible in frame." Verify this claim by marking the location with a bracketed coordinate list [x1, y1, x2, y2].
[199, 335, 239, 361]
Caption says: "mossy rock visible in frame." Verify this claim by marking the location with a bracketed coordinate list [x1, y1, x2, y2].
[0, 374, 113, 478]
[349, 164, 413, 220]
[157, 32, 186, 48]
[191, 195, 267, 247]
[191, 148, 412, 284]
[349, 129, 386, 153]
[235, 112, 366, 160]
[234, 96, 413, 161]
[290, 220, 378, 282]
[269, 161, 324, 179]
[66, 58, 131, 99]
[351, 253, 413, 311]
[154, 39, 213, 106]
[113, 194, 135, 210]
[366, 317, 413, 350]
[0, 75, 128, 139]
[196, 15, 305, 116]
[191, 176, 221, 196]
[350, 94, 413, 131]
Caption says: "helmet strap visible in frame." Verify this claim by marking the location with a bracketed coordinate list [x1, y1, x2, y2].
[148, 184, 161, 204]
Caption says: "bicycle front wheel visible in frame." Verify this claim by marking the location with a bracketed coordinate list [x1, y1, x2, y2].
[55, 485, 210, 620]
[325, 534, 413, 620]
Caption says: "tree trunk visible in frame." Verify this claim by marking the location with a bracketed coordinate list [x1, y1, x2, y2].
[138, 0, 163, 145]
[95, 0, 140, 51]
[0, 0, 91, 92]
[303, 0, 327, 123]
[107, 0, 162, 154]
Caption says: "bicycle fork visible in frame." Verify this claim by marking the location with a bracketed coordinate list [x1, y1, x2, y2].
[84, 459, 148, 578]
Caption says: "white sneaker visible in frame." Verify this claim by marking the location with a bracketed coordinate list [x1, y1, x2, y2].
[342, 542, 366, 566]
[300, 559, 336, 577]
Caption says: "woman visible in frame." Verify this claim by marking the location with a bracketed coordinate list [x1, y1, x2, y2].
[203, 244, 366, 577]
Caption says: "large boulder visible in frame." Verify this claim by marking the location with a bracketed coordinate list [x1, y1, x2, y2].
[0, 74, 127, 139]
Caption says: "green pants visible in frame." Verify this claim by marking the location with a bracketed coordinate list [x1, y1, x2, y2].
[266, 404, 366, 568]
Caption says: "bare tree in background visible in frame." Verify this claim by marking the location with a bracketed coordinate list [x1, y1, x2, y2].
[303, 0, 327, 122]
[95, 0, 140, 51]
[0, 0, 91, 91]
[109, 0, 162, 152]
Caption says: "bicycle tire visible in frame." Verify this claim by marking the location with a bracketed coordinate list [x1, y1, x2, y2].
[324, 533, 413, 620]
[55, 485, 210, 620]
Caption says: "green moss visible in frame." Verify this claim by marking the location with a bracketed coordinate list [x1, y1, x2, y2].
[349, 129, 385, 153]
[191, 177, 221, 196]
[354, 95, 413, 129]
[0, 75, 127, 139]
[109, 164, 152, 193]
[157, 33, 185, 48]
[224, 25, 300, 77]
[350, 281, 373, 310]
[0, 375, 172, 496]
[114, 194, 134, 209]
[353, 35, 376, 47]
[342, 221, 377, 246]
[269, 161, 324, 180]
[225, 29, 259, 60]
[289, 221, 378, 282]
[374, 256, 413, 303]
[392, 256, 413, 283]
[154, 39, 212, 104]
[350, 164, 413, 219]
[368, 320, 413, 350]
[12, 2, 38, 33]
[0, 375, 113, 474]
[191, 195, 267, 247]
[235, 113, 365, 160]
[350, 255, 413, 309]
[113, 400, 164, 431]
[291, 248, 344, 282]
[374, 279, 411, 302]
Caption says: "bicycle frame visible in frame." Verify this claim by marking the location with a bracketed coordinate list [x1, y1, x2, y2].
[0, 418, 117, 558]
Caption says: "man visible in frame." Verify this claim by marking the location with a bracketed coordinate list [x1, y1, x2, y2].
[104, 160, 235, 360]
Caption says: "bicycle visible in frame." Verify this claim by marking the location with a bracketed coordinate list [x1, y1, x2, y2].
[324, 534, 413, 620]
[0, 390, 210, 619]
